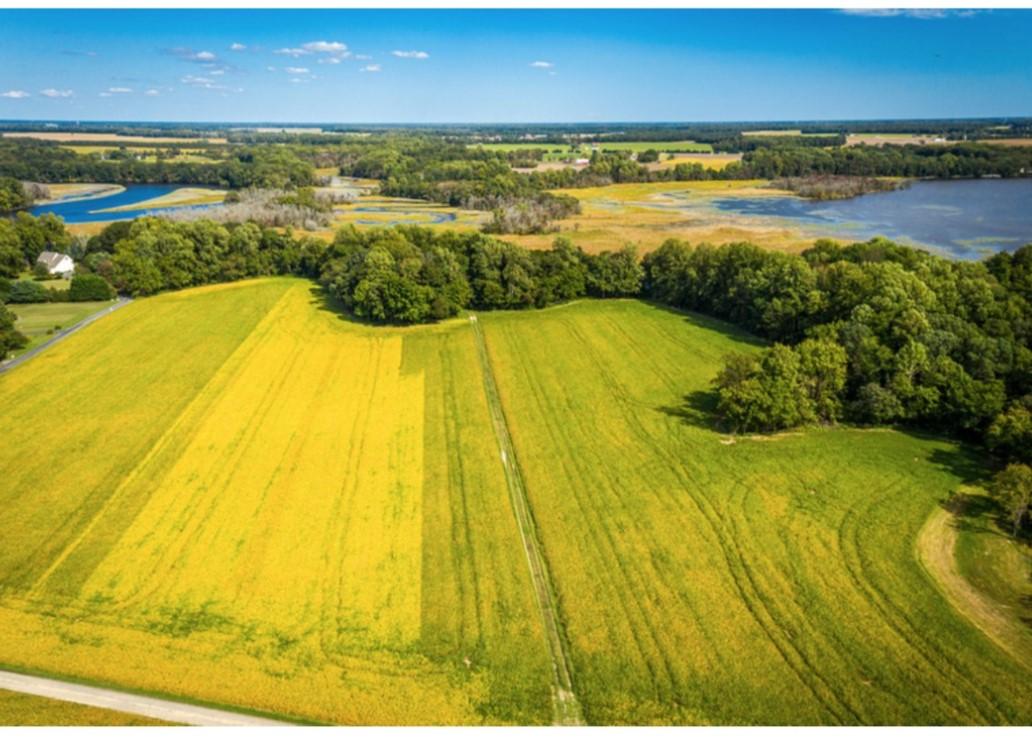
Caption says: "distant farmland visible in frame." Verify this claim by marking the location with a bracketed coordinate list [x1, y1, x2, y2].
[0, 281, 1028, 725]
[475, 140, 714, 156]
[1, 131, 226, 144]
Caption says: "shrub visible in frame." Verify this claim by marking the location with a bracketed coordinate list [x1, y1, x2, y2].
[69, 273, 116, 301]
[7, 279, 47, 303]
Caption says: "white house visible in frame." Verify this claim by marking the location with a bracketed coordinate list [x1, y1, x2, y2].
[37, 251, 75, 278]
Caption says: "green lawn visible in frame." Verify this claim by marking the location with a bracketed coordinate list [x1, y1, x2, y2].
[0, 689, 173, 726]
[479, 299, 1031, 725]
[954, 494, 1032, 629]
[10, 301, 113, 355]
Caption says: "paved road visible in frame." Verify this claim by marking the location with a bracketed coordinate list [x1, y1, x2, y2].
[0, 670, 291, 726]
[469, 315, 585, 725]
[0, 297, 131, 375]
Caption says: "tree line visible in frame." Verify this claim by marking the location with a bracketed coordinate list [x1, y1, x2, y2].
[0, 140, 316, 189]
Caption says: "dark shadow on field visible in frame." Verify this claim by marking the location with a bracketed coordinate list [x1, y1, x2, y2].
[657, 389, 723, 431]
[641, 300, 768, 349]
[306, 283, 381, 327]
[940, 491, 1000, 536]
[924, 443, 988, 487]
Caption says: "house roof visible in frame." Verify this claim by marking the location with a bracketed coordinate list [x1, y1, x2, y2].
[37, 251, 73, 270]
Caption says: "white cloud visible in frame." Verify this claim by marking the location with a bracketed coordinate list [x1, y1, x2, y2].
[530, 60, 554, 69]
[355, 54, 372, 61]
[169, 47, 221, 64]
[267, 66, 277, 72]
[230, 42, 246, 52]
[210, 69, 225, 76]
[318, 57, 342, 65]
[302, 40, 347, 55]
[274, 47, 309, 58]
[840, 9, 980, 19]
[286, 67, 310, 75]
[361, 64, 382, 73]
[145, 89, 160, 96]
[180, 75, 241, 93]
[40, 88, 74, 98]
[392, 50, 429, 59]
[1, 90, 30, 99]
[107, 87, 133, 94]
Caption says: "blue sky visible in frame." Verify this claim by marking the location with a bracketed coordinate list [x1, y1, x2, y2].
[1, 9, 1030, 123]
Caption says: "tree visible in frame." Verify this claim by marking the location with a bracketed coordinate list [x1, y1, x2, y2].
[587, 245, 643, 297]
[0, 303, 28, 358]
[0, 221, 24, 278]
[989, 464, 1032, 536]
[0, 176, 29, 213]
[6, 279, 47, 303]
[795, 338, 847, 423]
[714, 345, 816, 432]
[987, 396, 1032, 465]
[32, 260, 51, 280]
[69, 273, 115, 301]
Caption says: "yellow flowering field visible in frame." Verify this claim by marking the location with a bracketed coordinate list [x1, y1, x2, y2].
[0, 278, 550, 724]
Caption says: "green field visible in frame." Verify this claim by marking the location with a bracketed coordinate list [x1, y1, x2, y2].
[0, 689, 172, 726]
[478, 299, 1031, 724]
[10, 301, 113, 354]
[953, 495, 1032, 641]
[0, 280, 1028, 725]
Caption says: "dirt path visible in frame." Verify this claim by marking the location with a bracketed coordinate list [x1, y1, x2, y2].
[469, 315, 585, 726]
[917, 508, 1032, 670]
[0, 297, 131, 375]
[0, 670, 290, 726]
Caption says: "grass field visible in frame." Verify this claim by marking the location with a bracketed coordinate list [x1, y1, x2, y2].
[478, 299, 1032, 724]
[10, 301, 113, 354]
[0, 689, 173, 726]
[952, 495, 1032, 655]
[0, 278, 550, 725]
[649, 153, 743, 171]
[1, 282, 1028, 725]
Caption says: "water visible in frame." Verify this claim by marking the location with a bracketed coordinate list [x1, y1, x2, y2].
[30, 184, 215, 223]
[708, 179, 1032, 258]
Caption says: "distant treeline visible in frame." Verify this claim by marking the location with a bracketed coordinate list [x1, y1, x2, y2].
[0, 140, 315, 189]
[4, 134, 1032, 236]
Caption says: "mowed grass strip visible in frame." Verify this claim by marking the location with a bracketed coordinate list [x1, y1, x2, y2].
[0, 278, 549, 724]
[0, 688, 175, 726]
[10, 301, 114, 354]
[479, 299, 1032, 725]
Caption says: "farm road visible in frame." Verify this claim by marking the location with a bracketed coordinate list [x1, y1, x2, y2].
[469, 315, 585, 725]
[0, 670, 291, 726]
[0, 297, 132, 375]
